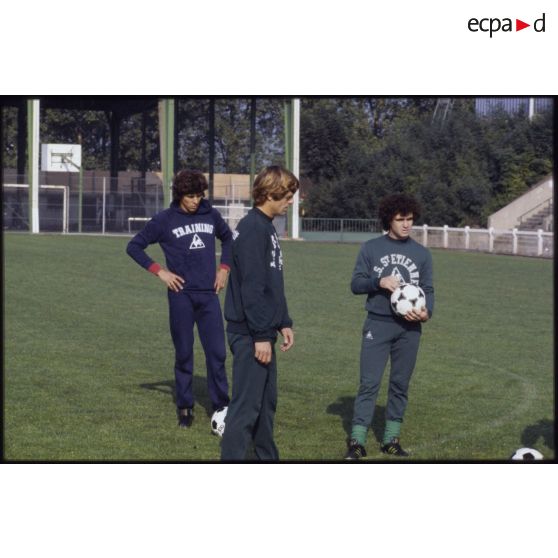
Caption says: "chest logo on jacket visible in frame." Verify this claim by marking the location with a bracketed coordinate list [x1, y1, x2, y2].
[172, 223, 214, 239]
[189, 234, 206, 250]
[269, 233, 284, 270]
[373, 253, 419, 285]
[391, 267, 405, 285]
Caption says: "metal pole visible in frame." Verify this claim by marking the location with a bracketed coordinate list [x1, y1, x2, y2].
[63, 186, 68, 233]
[27, 99, 40, 233]
[174, 99, 179, 174]
[17, 99, 27, 178]
[167, 99, 175, 207]
[249, 98, 257, 188]
[78, 161, 83, 233]
[283, 99, 293, 238]
[160, 99, 175, 208]
[140, 110, 147, 179]
[60, 154, 83, 232]
[292, 98, 300, 239]
[109, 112, 120, 194]
[284, 99, 292, 170]
[102, 177, 106, 234]
[208, 99, 215, 202]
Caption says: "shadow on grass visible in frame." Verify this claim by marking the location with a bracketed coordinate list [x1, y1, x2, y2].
[139, 376, 214, 418]
[521, 419, 555, 451]
[326, 396, 386, 443]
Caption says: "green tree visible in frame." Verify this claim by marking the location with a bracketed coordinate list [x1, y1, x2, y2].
[1, 106, 18, 168]
[176, 98, 285, 173]
[41, 109, 111, 170]
[303, 98, 552, 227]
[119, 109, 160, 172]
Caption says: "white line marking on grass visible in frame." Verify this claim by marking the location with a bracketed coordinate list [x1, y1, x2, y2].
[410, 358, 538, 456]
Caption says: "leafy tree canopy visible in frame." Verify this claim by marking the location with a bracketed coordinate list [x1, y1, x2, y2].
[301, 98, 552, 227]
[2, 98, 552, 227]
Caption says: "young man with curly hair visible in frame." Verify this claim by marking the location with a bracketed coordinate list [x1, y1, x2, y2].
[345, 193, 434, 459]
[127, 170, 232, 429]
[220, 166, 298, 461]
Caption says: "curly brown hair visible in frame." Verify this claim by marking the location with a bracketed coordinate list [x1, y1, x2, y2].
[252, 166, 299, 207]
[172, 170, 207, 203]
[378, 193, 421, 230]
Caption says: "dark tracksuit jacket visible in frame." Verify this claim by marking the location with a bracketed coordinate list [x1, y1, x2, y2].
[351, 234, 434, 320]
[224, 208, 293, 341]
[221, 207, 292, 460]
[350, 233, 434, 428]
[126, 199, 232, 411]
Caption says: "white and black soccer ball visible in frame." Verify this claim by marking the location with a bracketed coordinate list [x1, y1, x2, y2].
[390, 284, 426, 317]
[211, 406, 228, 437]
[510, 447, 544, 461]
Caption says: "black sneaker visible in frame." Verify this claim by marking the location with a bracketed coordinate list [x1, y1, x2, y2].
[345, 439, 367, 460]
[178, 407, 194, 428]
[380, 437, 409, 456]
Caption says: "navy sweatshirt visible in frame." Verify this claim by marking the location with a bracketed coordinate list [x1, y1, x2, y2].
[126, 199, 232, 292]
[351, 234, 434, 321]
[224, 208, 293, 342]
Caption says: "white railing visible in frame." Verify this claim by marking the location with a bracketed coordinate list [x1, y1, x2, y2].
[2, 185, 553, 259]
[297, 218, 553, 258]
[411, 225, 553, 258]
[302, 217, 380, 233]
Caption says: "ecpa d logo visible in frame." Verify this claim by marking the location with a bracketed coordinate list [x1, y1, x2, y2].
[468, 13, 546, 37]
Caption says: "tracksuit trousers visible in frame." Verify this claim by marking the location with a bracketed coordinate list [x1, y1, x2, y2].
[220, 333, 279, 461]
[352, 316, 422, 429]
[168, 290, 230, 411]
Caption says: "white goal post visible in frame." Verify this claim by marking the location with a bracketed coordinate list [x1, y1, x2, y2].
[4, 184, 70, 233]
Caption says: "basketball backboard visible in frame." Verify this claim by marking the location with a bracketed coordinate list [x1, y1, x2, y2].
[41, 144, 82, 172]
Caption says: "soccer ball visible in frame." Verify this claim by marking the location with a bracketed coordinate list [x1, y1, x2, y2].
[390, 283, 426, 317]
[510, 448, 544, 461]
[211, 406, 228, 437]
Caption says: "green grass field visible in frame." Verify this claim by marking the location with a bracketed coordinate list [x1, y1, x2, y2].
[3, 233, 554, 461]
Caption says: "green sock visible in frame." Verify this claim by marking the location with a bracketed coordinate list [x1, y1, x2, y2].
[383, 420, 402, 445]
[350, 425, 367, 446]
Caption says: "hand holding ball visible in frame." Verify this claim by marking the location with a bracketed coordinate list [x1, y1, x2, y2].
[390, 284, 426, 317]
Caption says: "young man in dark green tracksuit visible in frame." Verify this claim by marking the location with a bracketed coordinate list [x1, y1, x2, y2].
[345, 193, 434, 459]
[220, 166, 299, 461]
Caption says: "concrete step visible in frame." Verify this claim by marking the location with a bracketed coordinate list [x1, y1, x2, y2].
[519, 203, 553, 231]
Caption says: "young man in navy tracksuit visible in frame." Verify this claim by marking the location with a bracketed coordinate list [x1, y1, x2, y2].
[345, 193, 434, 459]
[220, 166, 299, 461]
[126, 170, 232, 429]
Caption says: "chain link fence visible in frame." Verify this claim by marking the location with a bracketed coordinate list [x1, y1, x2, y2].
[3, 179, 553, 258]
[2, 173, 255, 234]
[3, 173, 168, 233]
[301, 217, 382, 242]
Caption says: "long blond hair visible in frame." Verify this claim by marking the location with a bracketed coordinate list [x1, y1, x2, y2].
[252, 166, 299, 207]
